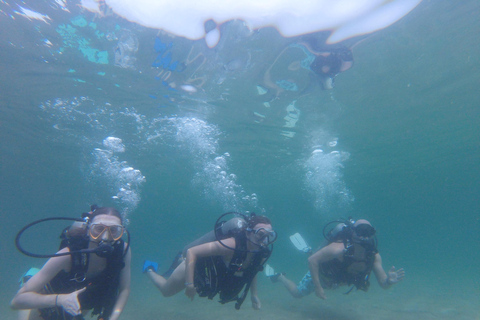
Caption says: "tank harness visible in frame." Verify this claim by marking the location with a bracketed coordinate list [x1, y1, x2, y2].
[194, 232, 270, 310]
[39, 230, 125, 320]
[320, 236, 377, 294]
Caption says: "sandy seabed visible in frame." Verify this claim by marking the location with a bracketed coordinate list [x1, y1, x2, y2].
[3, 276, 479, 320]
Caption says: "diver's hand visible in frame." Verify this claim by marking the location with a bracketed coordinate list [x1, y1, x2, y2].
[251, 296, 261, 310]
[56, 287, 86, 315]
[185, 284, 196, 301]
[315, 286, 326, 300]
[387, 266, 405, 284]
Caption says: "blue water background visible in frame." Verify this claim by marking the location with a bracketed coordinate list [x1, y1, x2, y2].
[1, 1, 479, 319]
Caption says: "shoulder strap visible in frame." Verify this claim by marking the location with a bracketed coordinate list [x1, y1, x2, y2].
[93, 240, 125, 319]
[343, 242, 377, 293]
[67, 237, 90, 282]
[228, 233, 248, 273]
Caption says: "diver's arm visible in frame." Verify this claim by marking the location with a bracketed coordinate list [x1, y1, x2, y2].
[373, 254, 405, 289]
[109, 244, 131, 320]
[250, 275, 261, 310]
[184, 238, 235, 299]
[308, 250, 326, 299]
[372, 254, 388, 288]
[307, 243, 343, 299]
[11, 247, 85, 315]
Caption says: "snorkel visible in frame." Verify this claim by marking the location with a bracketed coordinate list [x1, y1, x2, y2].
[15, 205, 130, 258]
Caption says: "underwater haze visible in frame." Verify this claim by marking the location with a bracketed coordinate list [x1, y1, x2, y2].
[1, 0, 479, 319]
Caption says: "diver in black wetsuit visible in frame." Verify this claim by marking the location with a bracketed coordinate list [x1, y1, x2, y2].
[298, 33, 354, 89]
[309, 47, 354, 89]
[144, 214, 276, 310]
[11, 207, 131, 320]
[270, 219, 404, 299]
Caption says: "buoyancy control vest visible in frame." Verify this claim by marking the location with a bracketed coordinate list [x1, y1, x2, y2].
[39, 235, 125, 320]
[194, 232, 270, 309]
[320, 240, 377, 292]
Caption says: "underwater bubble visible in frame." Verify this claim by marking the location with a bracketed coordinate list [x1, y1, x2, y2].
[328, 140, 338, 147]
[215, 156, 227, 167]
[168, 116, 259, 212]
[103, 136, 125, 153]
[91, 145, 145, 220]
[303, 147, 353, 215]
[180, 84, 197, 93]
[172, 117, 219, 159]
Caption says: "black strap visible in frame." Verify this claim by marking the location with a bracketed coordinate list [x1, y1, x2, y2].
[234, 279, 252, 310]
[234, 247, 270, 310]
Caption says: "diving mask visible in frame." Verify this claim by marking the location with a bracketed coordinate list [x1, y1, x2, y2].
[354, 224, 376, 238]
[89, 224, 124, 241]
[248, 227, 277, 245]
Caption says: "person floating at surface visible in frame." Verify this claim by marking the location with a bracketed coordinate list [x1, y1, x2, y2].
[11, 206, 132, 320]
[269, 219, 404, 299]
[308, 46, 354, 90]
[298, 34, 354, 90]
[144, 213, 276, 310]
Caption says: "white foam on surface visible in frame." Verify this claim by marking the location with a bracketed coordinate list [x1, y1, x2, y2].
[105, 0, 422, 44]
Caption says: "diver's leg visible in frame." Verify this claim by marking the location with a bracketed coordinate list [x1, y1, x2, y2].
[147, 260, 186, 297]
[277, 274, 303, 298]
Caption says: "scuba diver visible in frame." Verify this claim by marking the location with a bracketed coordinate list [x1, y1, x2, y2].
[143, 212, 276, 310]
[261, 32, 355, 101]
[298, 33, 354, 90]
[267, 219, 404, 299]
[11, 206, 132, 320]
[308, 46, 354, 90]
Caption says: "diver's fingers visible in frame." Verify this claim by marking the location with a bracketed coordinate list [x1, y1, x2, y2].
[185, 286, 196, 301]
[74, 287, 87, 295]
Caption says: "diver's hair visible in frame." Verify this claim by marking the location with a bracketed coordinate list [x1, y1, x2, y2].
[247, 214, 271, 229]
[66, 207, 122, 239]
[90, 207, 123, 224]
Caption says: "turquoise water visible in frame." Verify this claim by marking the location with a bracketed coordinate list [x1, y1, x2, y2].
[1, 1, 479, 319]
